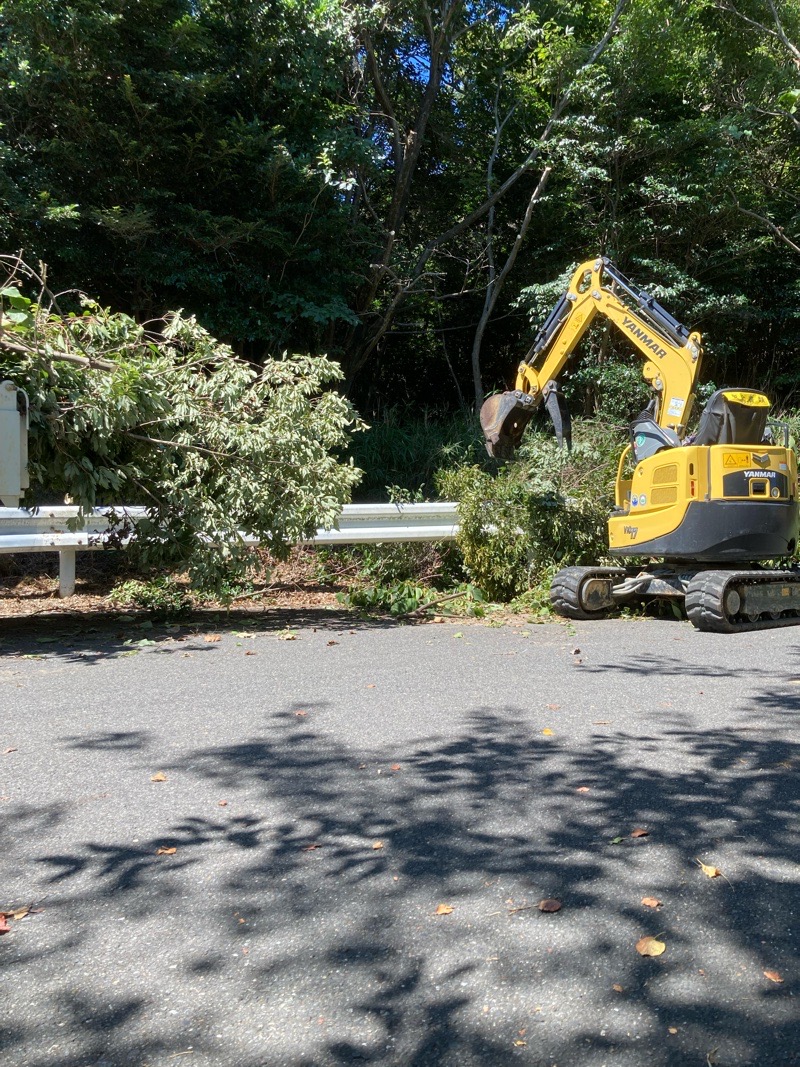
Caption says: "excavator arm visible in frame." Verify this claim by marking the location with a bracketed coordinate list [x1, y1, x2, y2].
[480, 257, 703, 458]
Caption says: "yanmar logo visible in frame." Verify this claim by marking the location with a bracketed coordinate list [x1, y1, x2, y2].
[622, 316, 668, 359]
[624, 525, 639, 539]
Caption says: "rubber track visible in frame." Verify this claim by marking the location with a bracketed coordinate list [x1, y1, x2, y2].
[685, 569, 800, 633]
[550, 566, 626, 620]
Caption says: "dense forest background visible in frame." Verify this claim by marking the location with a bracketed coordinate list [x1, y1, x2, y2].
[1, 0, 799, 420]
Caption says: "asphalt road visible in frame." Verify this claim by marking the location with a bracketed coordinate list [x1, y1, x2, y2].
[0, 609, 798, 1067]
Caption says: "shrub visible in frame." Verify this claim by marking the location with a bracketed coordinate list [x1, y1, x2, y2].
[436, 424, 619, 601]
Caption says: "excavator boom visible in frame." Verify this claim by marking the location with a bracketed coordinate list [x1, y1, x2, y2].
[480, 257, 702, 458]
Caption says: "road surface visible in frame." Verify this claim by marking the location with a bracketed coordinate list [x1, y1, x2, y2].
[1, 609, 798, 1066]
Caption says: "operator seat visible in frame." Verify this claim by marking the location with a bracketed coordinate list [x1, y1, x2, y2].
[692, 389, 769, 446]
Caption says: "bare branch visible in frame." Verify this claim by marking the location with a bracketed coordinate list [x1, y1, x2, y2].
[363, 35, 402, 167]
[716, 0, 800, 62]
[735, 200, 800, 255]
[354, 0, 631, 374]
[0, 334, 117, 371]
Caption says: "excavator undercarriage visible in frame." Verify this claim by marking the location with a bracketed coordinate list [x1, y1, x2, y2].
[551, 565, 800, 633]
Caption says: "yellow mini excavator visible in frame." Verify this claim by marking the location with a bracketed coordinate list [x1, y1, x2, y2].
[479, 256, 800, 632]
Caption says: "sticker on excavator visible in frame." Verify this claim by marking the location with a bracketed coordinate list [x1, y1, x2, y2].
[723, 452, 750, 468]
[721, 390, 770, 407]
[666, 397, 685, 417]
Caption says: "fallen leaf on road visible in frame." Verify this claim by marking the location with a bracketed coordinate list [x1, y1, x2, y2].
[612, 984, 624, 993]
[542, 728, 554, 736]
[572, 647, 580, 655]
[294, 710, 308, 718]
[453, 632, 463, 639]
[327, 640, 339, 646]
[218, 800, 228, 807]
[610, 836, 625, 845]
[636, 935, 666, 956]
[641, 897, 662, 909]
[696, 860, 722, 878]
[513, 1040, 527, 1047]
[156, 846, 177, 856]
[366, 684, 376, 689]
[150, 771, 167, 782]
[204, 634, 221, 643]
[390, 763, 402, 771]
[538, 898, 562, 913]
[763, 969, 784, 983]
[631, 828, 649, 838]
[547, 704, 561, 710]
[668, 1027, 678, 1034]
[10, 905, 31, 920]
[244, 651, 256, 656]
[576, 786, 590, 793]
[302, 844, 322, 851]
[0, 914, 9, 934]
[2, 747, 17, 755]
[278, 631, 297, 641]
[435, 904, 454, 915]
[372, 841, 384, 850]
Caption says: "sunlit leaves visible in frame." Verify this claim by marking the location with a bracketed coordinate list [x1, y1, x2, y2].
[1, 268, 365, 594]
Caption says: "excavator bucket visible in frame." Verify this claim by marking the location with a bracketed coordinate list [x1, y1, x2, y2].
[480, 391, 535, 460]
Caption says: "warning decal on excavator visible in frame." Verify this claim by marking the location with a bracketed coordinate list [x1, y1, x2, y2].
[723, 452, 749, 468]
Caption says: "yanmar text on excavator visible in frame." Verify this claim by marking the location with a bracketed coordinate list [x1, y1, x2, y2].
[479, 256, 800, 633]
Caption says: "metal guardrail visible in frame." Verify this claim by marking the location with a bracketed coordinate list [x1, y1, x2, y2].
[0, 502, 460, 597]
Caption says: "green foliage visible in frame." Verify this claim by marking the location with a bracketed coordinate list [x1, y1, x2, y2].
[108, 576, 192, 618]
[348, 407, 487, 501]
[339, 579, 485, 618]
[437, 426, 616, 601]
[0, 0, 364, 351]
[3, 0, 800, 415]
[339, 580, 429, 616]
[0, 259, 364, 594]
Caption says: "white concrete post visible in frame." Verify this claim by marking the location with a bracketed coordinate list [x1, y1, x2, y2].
[59, 549, 76, 598]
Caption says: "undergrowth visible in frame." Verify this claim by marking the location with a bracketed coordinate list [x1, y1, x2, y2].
[348, 406, 485, 501]
[330, 416, 625, 616]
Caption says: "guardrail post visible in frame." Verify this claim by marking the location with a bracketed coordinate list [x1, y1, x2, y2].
[59, 549, 76, 598]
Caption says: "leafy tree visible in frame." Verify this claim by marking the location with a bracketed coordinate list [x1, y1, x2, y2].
[0, 257, 364, 593]
[0, 0, 364, 352]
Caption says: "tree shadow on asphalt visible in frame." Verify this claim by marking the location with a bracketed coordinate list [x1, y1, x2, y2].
[0, 607, 399, 663]
[2, 692, 799, 1066]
